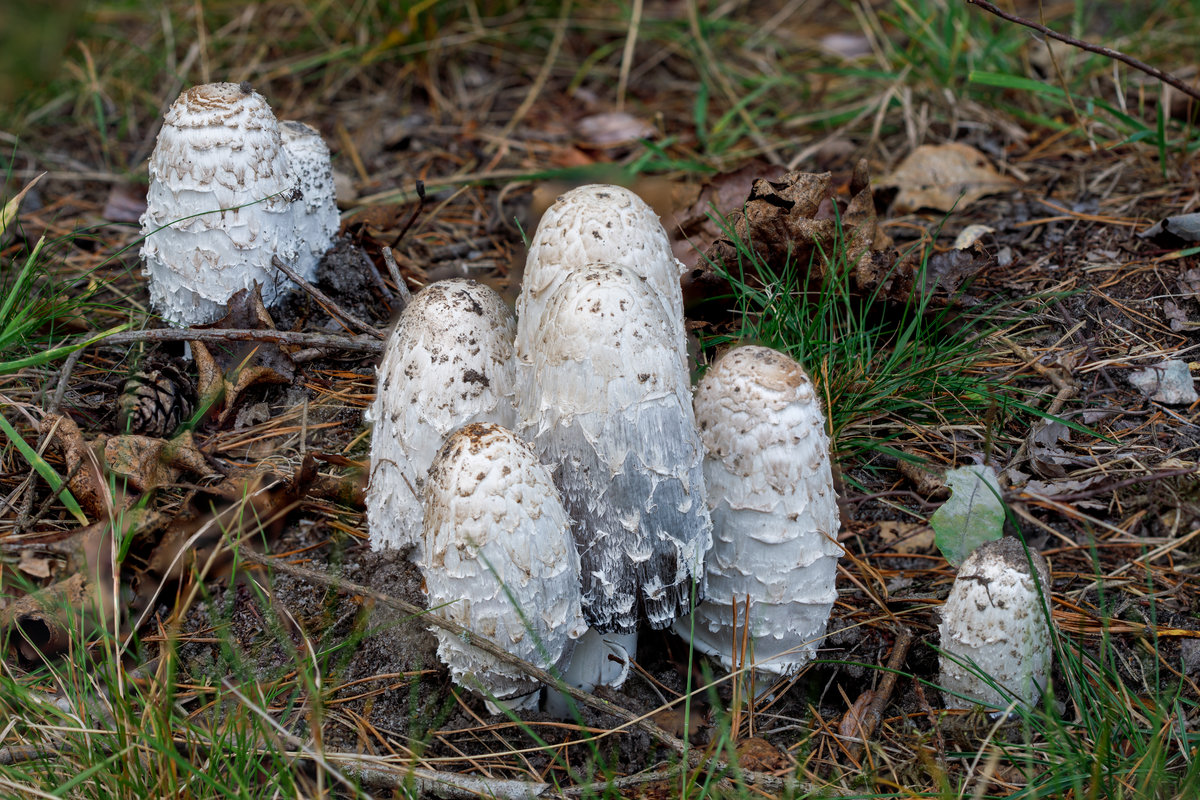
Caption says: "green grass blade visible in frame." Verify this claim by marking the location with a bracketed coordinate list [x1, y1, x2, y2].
[0, 411, 87, 523]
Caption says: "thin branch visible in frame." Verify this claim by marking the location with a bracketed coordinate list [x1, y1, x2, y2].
[271, 256, 384, 339]
[97, 327, 383, 354]
[966, 0, 1200, 103]
[843, 626, 914, 765]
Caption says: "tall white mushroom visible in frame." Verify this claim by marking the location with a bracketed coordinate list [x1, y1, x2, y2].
[140, 82, 301, 326]
[423, 422, 586, 712]
[516, 184, 687, 373]
[520, 263, 711, 639]
[279, 120, 339, 283]
[674, 346, 842, 679]
[365, 279, 517, 558]
[938, 537, 1053, 710]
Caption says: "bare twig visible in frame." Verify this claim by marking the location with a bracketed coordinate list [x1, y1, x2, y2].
[966, 0, 1200, 103]
[97, 327, 383, 355]
[380, 246, 413, 311]
[843, 626, 914, 764]
[389, 179, 426, 250]
[271, 256, 384, 339]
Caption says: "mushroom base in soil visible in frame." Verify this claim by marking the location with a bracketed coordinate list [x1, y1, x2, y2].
[542, 629, 634, 719]
[937, 536, 1053, 711]
[674, 345, 842, 685]
[420, 422, 585, 713]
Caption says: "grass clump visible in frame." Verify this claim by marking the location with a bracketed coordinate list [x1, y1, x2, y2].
[704, 216, 1019, 468]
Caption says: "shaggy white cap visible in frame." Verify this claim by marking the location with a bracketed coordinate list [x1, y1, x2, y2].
[140, 82, 301, 325]
[366, 280, 517, 557]
[938, 537, 1053, 710]
[280, 120, 339, 283]
[520, 262, 711, 635]
[516, 184, 687, 373]
[676, 346, 842, 677]
[423, 423, 586, 712]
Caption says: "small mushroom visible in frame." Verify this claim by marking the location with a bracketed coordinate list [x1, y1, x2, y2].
[139, 82, 301, 326]
[516, 184, 687, 373]
[423, 422, 586, 713]
[520, 263, 711, 637]
[938, 537, 1053, 710]
[279, 121, 339, 283]
[675, 346, 842, 678]
[365, 279, 517, 557]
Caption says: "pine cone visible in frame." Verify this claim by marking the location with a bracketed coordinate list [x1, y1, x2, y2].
[117, 365, 197, 438]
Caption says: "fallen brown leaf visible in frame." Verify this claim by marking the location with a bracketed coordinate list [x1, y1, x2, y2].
[880, 142, 1019, 213]
[735, 736, 791, 772]
[104, 429, 219, 491]
[1, 573, 96, 662]
[192, 286, 296, 426]
[43, 413, 119, 522]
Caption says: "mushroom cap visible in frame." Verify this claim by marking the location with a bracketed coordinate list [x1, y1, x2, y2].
[938, 537, 1053, 710]
[280, 121, 339, 283]
[676, 346, 842, 676]
[516, 184, 687, 372]
[423, 422, 585, 711]
[521, 263, 711, 634]
[366, 279, 517, 556]
[139, 82, 301, 325]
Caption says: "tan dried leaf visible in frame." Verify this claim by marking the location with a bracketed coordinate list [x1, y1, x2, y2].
[881, 143, 1018, 213]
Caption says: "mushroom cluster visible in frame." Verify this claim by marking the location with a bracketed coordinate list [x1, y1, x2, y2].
[676, 345, 842, 680]
[140, 82, 339, 326]
[367, 184, 847, 713]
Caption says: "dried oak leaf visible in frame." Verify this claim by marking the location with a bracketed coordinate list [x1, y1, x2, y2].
[669, 162, 789, 271]
[694, 160, 902, 310]
[104, 429, 219, 491]
[191, 285, 295, 426]
[880, 142, 1018, 213]
[43, 412, 120, 521]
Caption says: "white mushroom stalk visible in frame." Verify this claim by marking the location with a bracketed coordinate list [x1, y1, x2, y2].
[366, 279, 517, 557]
[520, 263, 711, 637]
[675, 346, 842, 679]
[279, 120, 339, 283]
[422, 423, 586, 713]
[140, 82, 301, 326]
[516, 184, 687, 373]
[938, 537, 1053, 711]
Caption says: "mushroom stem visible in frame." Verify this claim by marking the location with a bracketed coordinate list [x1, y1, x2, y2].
[543, 628, 635, 719]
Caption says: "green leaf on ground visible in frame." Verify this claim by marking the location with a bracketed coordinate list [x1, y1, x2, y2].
[930, 464, 1004, 567]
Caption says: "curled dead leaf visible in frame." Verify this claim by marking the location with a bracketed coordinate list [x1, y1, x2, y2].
[192, 286, 296, 426]
[104, 429, 218, 491]
[0, 573, 97, 662]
